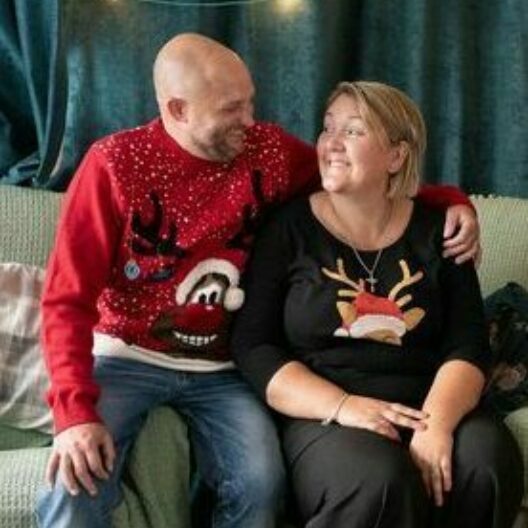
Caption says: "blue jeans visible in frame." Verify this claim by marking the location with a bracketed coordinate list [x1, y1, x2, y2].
[36, 357, 285, 528]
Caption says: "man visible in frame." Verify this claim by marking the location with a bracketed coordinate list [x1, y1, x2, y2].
[37, 33, 479, 528]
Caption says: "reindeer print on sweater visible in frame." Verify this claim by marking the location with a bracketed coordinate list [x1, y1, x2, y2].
[322, 258, 426, 345]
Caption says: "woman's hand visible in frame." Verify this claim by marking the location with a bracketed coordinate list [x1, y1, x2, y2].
[337, 395, 428, 441]
[409, 426, 453, 507]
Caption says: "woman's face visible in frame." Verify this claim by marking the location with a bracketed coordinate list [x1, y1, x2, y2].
[316, 94, 400, 196]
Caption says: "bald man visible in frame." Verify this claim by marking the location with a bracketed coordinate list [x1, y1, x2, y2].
[37, 33, 479, 528]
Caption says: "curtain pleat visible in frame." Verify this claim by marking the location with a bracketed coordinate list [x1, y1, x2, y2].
[0, 0, 526, 196]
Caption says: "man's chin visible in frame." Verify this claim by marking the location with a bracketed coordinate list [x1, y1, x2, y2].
[222, 139, 246, 161]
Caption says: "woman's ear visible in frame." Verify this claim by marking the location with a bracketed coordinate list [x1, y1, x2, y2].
[388, 141, 409, 174]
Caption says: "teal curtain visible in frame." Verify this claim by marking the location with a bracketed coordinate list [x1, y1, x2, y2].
[1, 0, 527, 196]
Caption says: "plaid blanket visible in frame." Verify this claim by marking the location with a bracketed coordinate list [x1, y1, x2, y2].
[0, 262, 52, 433]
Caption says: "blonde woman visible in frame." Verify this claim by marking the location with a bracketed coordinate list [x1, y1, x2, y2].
[233, 82, 523, 528]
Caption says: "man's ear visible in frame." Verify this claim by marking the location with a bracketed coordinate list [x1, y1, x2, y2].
[167, 98, 188, 123]
[388, 141, 408, 174]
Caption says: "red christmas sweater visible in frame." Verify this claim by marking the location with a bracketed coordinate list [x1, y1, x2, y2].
[41, 118, 471, 432]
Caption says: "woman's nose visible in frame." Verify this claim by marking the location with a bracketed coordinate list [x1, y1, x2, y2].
[326, 132, 345, 151]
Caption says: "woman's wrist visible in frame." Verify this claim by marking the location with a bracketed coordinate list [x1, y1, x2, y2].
[321, 392, 349, 426]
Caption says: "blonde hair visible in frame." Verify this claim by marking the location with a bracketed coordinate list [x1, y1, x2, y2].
[326, 81, 426, 199]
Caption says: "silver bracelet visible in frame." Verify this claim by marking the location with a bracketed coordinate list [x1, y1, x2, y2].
[321, 392, 349, 426]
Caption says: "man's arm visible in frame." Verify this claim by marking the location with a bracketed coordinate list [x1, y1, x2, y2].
[280, 130, 320, 197]
[41, 146, 123, 494]
[417, 184, 480, 264]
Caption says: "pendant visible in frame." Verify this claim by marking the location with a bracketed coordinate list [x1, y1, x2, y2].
[366, 276, 377, 292]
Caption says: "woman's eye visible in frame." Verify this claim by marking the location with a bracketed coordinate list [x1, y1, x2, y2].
[346, 128, 363, 137]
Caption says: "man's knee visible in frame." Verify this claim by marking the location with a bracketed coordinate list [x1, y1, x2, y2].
[222, 450, 286, 509]
[36, 480, 117, 528]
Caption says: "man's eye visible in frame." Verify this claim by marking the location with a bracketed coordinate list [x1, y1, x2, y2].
[223, 105, 240, 114]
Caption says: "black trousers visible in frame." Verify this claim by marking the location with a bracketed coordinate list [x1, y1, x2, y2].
[282, 409, 524, 528]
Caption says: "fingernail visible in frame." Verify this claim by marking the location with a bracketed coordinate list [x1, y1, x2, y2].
[71, 489, 79, 496]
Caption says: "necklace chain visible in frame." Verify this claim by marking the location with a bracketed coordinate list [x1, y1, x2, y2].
[324, 197, 394, 293]
[350, 246, 383, 292]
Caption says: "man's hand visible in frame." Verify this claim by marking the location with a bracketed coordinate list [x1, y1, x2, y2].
[45, 422, 115, 497]
[442, 204, 481, 265]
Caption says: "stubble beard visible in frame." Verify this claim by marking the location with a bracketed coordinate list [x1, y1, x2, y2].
[191, 126, 246, 163]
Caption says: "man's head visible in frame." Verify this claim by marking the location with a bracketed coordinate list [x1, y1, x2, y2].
[153, 33, 255, 163]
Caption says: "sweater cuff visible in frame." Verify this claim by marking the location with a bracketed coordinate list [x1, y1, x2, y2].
[418, 184, 474, 210]
[237, 344, 293, 400]
[47, 386, 102, 434]
[443, 345, 492, 378]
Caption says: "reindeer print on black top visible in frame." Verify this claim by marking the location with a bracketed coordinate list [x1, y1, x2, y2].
[322, 258, 426, 345]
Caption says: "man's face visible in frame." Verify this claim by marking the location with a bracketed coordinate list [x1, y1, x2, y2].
[184, 66, 255, 163]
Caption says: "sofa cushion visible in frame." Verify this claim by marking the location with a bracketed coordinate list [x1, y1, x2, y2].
[0, 446, 50, 528]
[471, 196, 528, 297]
[505, 407, 528, 509]
[0, 263, 52, 433]
[0, 408, 191, 528]
[0, 186, 62, 268]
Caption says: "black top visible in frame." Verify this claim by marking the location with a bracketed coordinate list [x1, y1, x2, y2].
[232, 198, 490, 408]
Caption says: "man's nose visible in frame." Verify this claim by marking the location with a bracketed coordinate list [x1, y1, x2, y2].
[241, 105, 255, 128]
[241, 113, 254, 128]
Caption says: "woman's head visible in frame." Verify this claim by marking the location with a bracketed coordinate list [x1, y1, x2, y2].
[319, 81, 426, 199]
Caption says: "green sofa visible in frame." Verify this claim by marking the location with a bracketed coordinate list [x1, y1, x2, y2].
[0, 185, 527, 528]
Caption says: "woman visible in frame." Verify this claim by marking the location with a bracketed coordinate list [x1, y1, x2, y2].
[232, 81, 523, 527]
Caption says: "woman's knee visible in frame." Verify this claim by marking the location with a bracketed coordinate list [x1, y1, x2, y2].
[452, 410, 524, 521]
[291, 428, 425, 522]
[455, 411, 523, 477]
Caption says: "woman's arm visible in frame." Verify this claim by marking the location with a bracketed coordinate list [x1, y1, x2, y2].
[409, 249, 490, 506]
[268, 361, 428, 440]
[421, 359, 484, 434]
[410, 360, 485, 506]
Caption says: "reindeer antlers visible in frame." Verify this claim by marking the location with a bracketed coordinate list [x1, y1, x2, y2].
[131, 191, 187, 257]
[323, 258, 423, 305]
[227, 170, 268, 251]
[322, 258, 365, 297]
[388, 260, 423, 307]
